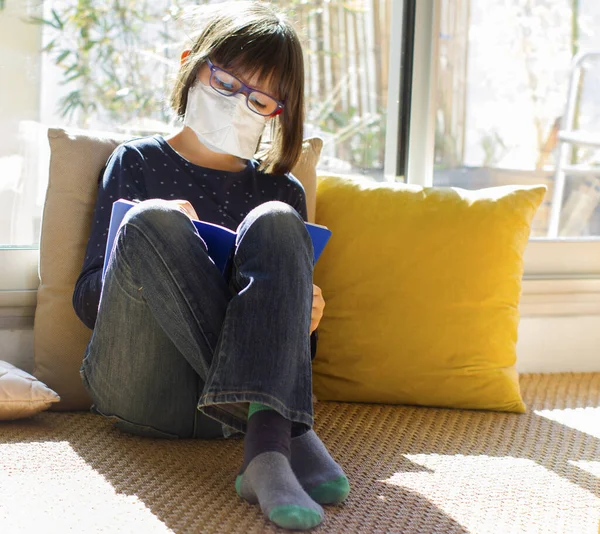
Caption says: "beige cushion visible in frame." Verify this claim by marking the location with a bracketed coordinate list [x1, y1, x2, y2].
[34, 128, 322, 410]
[0, 361, 60, 420]
[293, 138, 322, 223]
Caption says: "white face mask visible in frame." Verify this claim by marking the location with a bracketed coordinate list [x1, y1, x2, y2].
[184, 82, 268, 160]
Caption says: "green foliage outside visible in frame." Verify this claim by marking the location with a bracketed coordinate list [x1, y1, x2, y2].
[31, 0, 387, 171]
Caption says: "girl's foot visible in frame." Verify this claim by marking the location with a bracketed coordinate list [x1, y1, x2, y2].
[291, 430, 350, 504]
[236, 452, 323, 530]
[236, 403, 323, 530]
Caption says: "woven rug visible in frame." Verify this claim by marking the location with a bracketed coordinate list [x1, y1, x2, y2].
[1, 373, 599, 533]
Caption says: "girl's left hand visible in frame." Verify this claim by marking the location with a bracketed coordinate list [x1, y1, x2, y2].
[310, 284, 325, 334]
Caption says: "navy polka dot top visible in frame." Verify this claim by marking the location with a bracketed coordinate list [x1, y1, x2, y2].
[72, 134, 316, 355]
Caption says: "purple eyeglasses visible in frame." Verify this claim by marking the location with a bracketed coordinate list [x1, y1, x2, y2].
[206, 59, 284, 117]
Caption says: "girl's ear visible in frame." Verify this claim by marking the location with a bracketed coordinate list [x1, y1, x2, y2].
[180, 49, 191, 65]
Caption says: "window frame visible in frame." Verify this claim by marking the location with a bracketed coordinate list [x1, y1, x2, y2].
[3, 0, 600, 299]
[384, 0, 415, 180]
[404, 0, 600, 281]
[0, 249, 39, 304]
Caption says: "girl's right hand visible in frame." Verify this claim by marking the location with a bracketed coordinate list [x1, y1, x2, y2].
[168, 199, 199, 221]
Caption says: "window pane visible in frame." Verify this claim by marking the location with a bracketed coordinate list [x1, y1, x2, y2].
[0, 2, 46, 248]
[293, 0, 392, 179]
[0, 0, 395, 250]
[434, 0, 600, 238]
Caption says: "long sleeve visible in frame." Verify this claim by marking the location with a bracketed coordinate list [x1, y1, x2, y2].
[72, 144, 148, 329]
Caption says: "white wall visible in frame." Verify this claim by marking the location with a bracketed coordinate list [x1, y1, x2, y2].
[1, 328, 34, 373]
[2, 313, 599, 376]
[517, 315, 600, 373]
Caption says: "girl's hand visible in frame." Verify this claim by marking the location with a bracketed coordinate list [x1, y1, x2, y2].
[168, 199, 199, 221]
[310, 284, 325, 334]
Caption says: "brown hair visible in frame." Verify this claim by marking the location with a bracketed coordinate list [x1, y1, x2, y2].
[170, 2, 305, 175]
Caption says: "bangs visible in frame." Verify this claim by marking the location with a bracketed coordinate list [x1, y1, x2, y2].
[210, 26, 299, 101]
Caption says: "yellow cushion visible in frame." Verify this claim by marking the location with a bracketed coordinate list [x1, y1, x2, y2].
[313, 175, 547, 413]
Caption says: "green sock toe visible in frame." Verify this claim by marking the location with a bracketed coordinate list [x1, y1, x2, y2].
[235, 475, 243, 498]
[269, 504, 323, 530]
[237, 452, 324, 530]
[307, 476, 350, 504]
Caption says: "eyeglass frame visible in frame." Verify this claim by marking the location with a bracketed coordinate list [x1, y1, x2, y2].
[205, 58, 285, 117]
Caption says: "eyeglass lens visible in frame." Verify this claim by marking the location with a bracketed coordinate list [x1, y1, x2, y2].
[210, 69, 279, 116]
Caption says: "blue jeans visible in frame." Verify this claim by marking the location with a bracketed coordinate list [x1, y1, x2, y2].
[80, 199, 315, 439]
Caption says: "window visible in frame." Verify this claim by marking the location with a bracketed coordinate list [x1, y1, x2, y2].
[434, 0, 600, 241]
[396, 0, 600, 278]
[0, 0, 398, 292]
[5, 0, 600, 281]
[300, 0, 392, 178]
[0, 1, 46, 249]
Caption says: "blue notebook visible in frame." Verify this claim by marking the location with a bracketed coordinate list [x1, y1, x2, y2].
[102, 199, 332, 277]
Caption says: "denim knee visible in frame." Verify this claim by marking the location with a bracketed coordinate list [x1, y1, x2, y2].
[239, 201, 311, 251]
[113, 200, 195, 261]
[122, 200, 188, 238]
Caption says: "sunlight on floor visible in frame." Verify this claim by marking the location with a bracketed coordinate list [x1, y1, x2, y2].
[381, 454, 600, 534]
[570, 460, 600, 479]
[535, 407, 600, 440]
[0, 442, 172, 533]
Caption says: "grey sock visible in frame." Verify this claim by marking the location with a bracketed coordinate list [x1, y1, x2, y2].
[291, 430, 350, 504]
[236, 451, 324, 530]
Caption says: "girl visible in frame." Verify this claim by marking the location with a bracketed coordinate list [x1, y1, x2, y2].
[73, 2, 349, 530]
